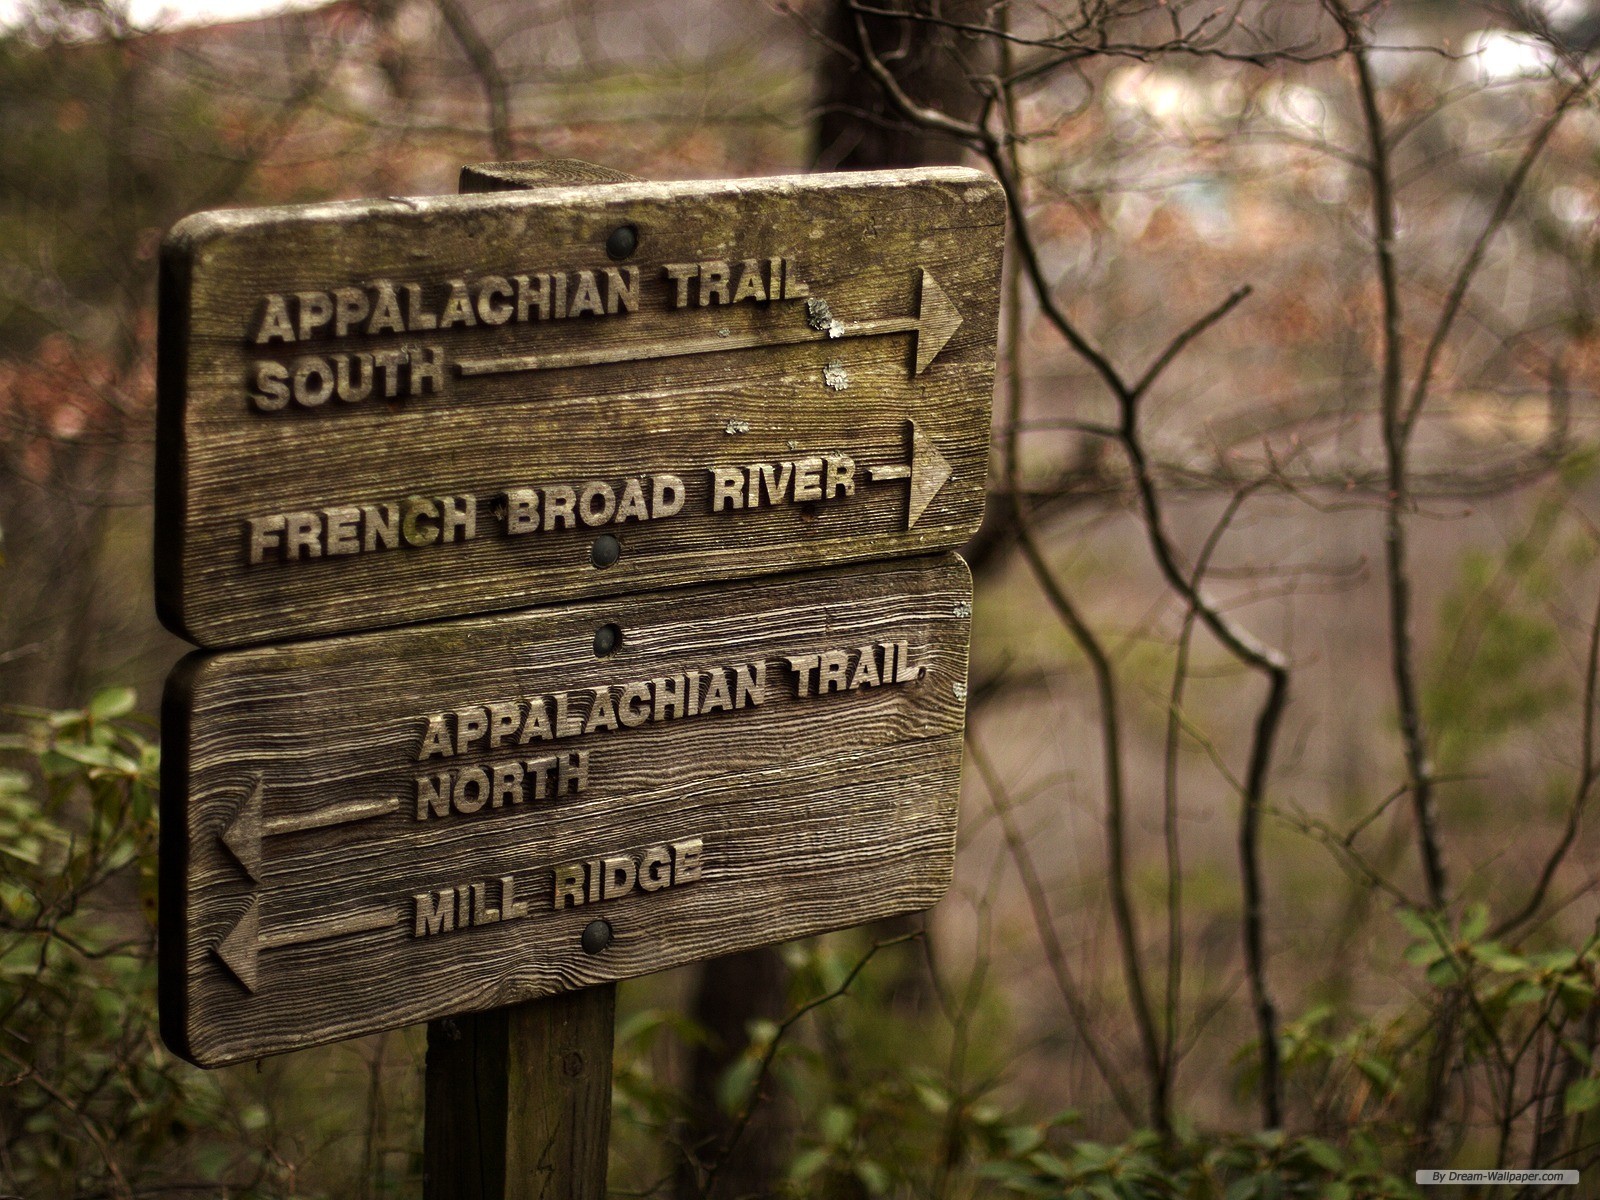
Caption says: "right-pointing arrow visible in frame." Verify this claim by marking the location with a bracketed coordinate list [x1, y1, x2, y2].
[868, 419, 954, 530]
[913, 270, 963, 375]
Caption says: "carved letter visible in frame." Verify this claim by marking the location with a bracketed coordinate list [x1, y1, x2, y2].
[651, 474, 685, 518]
[818, 649, 850, 694]
[295, 291, 332, 340]
[543, 485, 577, 531]
[652, 675, 685, 721]
[336, 352, 374, 403]
[618, 681, 651, 727]
[362, 502, 399, 552]
[603, 855, 637, 900]
[453, 766, 488, 813]
[476, 275, 513, 324]
[334, 287, 370, 337]
[415, 890, 455, 935]
[401, 497, 440, 546]
[711, 466, 745, 512]
[893, 642, 920, 684]
[488, 701, 520, 749]
[585, 687, 619, 734]
[437, 494, 476, 543]
[249, 361, 290, 411]
[284, 512, 322, 560]
[455, 707, 488, 753]
[367, 281, 405, 335]
[502, 874, 529, 919]
[518, 698, 553, 743]
[416, 772, 452, 819]
[663, 262, 697, 308]
[578, 481, 617, 527]
[672, 837, 704, 884]
[699, 669, 732, 715]
[848, 646, 880, 690]
[256, 294, 295, 343]
[419, 715, 453, 760]
[791, 457, 823, 502]
[504, 488, 538, 535]
[698, 260, 730, 305]
[614, 477, 649, 523]
[323, 506, 360, 556]
[568, 270, 603, 318]
[515, 273, 550, 321]
[491, 760, 524, 808]
[292, 356, 335, 407]
[824, 455, 856, 499]
[605, 266, 640, 314]
[373, 349, 405, 397]
[559, 750, 589, 794]
[409, 346, 444, 395]
[404, 283, 437, 331]
[639, 846, 671, 892]
[731, 259, 766, 303]
[246, 514, 285, 564]
[471, 880, 501, 924]
[553, 864, 586, 909]
[733, 660, 766, 708]
[786, 654, 819, 698]
[552, 692, 584, 738]
[437, 280, 476, 328]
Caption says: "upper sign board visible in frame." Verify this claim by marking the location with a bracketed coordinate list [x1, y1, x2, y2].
[157, 168, 1004, 648]
[160, 554, 971, 1066]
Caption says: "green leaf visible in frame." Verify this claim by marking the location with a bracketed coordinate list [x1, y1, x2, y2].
[1355, 1056, 1397, 1092]
[1475, 945, 1528, 974]
[820, 1104, 853, 1145]
[1564, 1077, 1600, 1115]
[88, 687, 136, 720]
[715, 1055, 760, 1115]
[1395, 907, 1438, 942]
[788, 1147, 830, 1185]
[853, 1159, 890, 1195]
[1426, 956, 1464, 987]
[1299, 1137, 1343, 1173]
[1004, 1124, 1045, 1156]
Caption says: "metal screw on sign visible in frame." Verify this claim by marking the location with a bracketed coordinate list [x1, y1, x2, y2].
[593, 624, 622, 657]
[581, 920, 614, 954]
[606, 224, 638, 260]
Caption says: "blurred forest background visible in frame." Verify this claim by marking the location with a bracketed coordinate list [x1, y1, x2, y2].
[6, 0, 1600, 1195]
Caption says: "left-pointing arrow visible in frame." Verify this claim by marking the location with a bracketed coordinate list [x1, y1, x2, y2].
[214, 897, 399, 993]
[220, 777, 399, 883]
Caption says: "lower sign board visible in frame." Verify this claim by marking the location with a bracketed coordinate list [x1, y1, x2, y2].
[157, 167, 1003, 648]
[160, 553, 971, 1066]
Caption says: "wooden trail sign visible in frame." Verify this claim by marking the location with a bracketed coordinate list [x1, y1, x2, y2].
[156, 168, 1003, 649]
[160, 553, 972, 1067]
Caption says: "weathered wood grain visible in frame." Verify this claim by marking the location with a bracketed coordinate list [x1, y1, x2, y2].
[156, 168, 1004, 648]
[160, 553, 972, 1066]
[423, 985, 615, 1200]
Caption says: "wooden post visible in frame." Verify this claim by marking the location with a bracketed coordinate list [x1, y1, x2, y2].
[422, 984, 617, 1199]
[420, 159, 636, 1200]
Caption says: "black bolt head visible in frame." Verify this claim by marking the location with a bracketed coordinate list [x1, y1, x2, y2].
[581, 919, 613, 954]
[591, 534, 621, 568]
[606, 224, 638, 260]
[594, 623, 621, 657]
